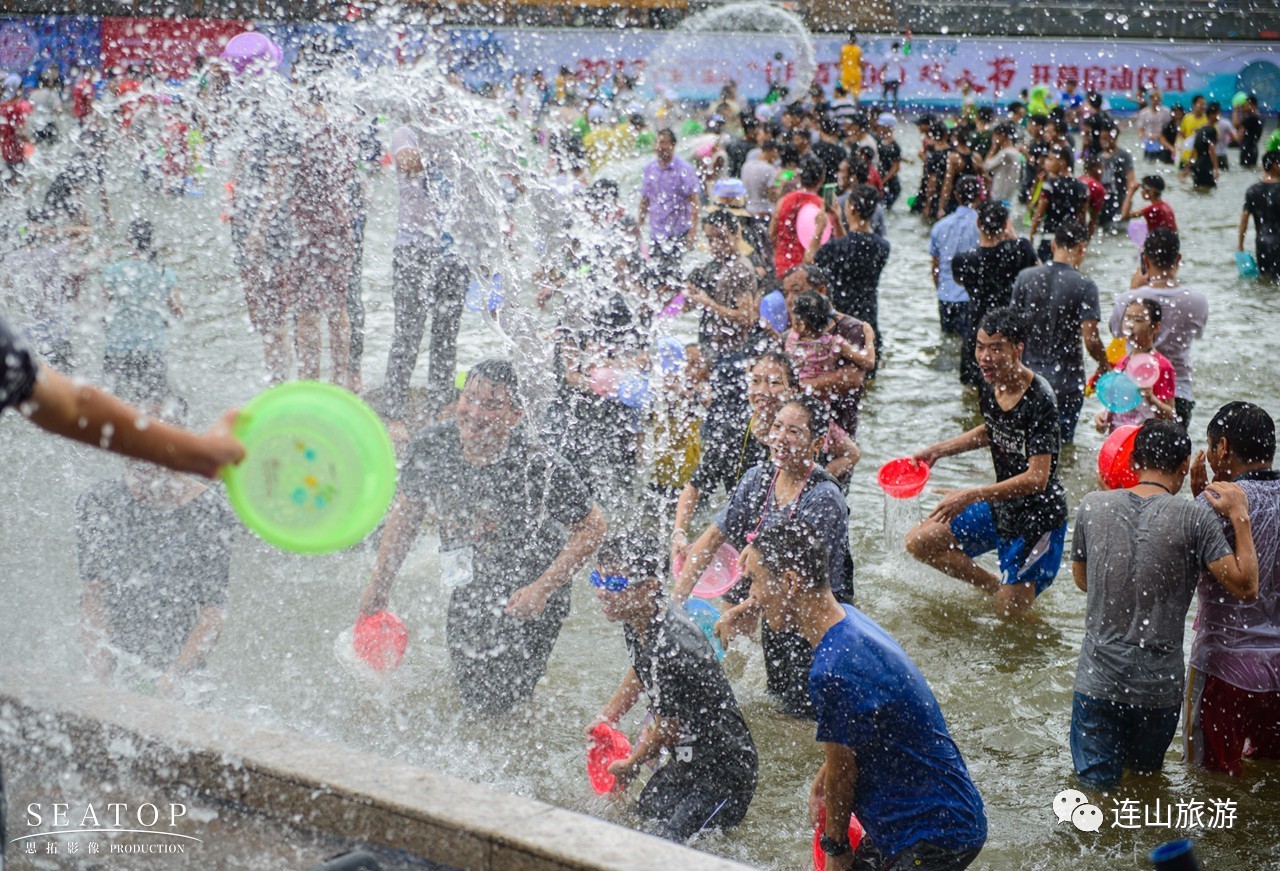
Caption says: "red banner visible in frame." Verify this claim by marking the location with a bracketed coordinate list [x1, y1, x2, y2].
[100, 17, 248, 78]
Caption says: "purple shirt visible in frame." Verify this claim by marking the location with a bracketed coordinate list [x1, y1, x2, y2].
[641, 155, 700, 241]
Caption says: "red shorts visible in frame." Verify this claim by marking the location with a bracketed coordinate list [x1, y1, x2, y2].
[1185, 667, 1280, 776]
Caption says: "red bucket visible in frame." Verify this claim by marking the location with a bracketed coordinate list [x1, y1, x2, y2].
[353, 611, 408, 671]
[1098, 425, 1140, 490]
[586, 722, 632, 795]
[877, 457, 931, 499]
[812, 805, 866, 870]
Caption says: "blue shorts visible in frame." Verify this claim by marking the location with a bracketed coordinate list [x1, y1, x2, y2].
[949, 501, 1065, 596]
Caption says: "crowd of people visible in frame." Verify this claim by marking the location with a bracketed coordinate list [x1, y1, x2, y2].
[3, 40, 1280, 870]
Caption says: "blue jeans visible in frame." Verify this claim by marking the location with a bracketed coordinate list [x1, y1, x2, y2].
[1070, 691, 1180, 790]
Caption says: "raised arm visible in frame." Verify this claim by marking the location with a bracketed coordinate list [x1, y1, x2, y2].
[1203, 482, 1259, 600]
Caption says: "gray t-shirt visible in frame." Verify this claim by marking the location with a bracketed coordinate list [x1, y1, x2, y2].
[1072, 490, 1232, 707]
[1110, 286, 1208, 401]
[1010, 262, 1100, 401]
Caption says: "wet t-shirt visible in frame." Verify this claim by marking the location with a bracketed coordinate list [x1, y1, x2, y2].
[687, 254, 759, 360]
[624, 601, 757, 781]
[1009, 262, 1100, 401]
[812, 605, 987, 859]
[980, 374, 1067, 542]
[715, 462, 853, 595]
[0, 315, 38, 411]
[399, 421, 594, 593]
[101, 258, 177, 353]
[1041, 176, 1087, 233]
[1244, 181, 1280, 244]
[1072, 490, 1231, 707]
[952, 238, 1037, 326]
[814, 232, 890, 324]
[76, 481, 235, 670]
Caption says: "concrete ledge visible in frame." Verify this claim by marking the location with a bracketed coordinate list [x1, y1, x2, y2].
[0, 667, 754, 871]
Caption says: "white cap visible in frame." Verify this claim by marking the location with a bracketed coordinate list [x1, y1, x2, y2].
[876, 112, 897, 128]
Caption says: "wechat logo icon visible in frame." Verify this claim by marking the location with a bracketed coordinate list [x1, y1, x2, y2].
[1054, 789, 1103, 832]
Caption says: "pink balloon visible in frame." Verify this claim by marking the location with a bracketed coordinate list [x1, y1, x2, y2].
[1126, 353, 1161, 389]
[796, 203, 833, 250]
[1127, 218, 1149, 249]
[589, 366, 622, 397]
[221, 32, 280, 75]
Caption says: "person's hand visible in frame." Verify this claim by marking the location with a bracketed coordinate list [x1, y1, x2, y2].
[505, 581, 553, 619]
[713, 599, 760, 647]
[814, 210, 828, 234]
[607, 757, 638, 792]
[584, 713, 614, 740]
[912, 447, 940, 467]
[1094, 411, 1109, 433]
[1127, 178, 1140, 193]
[808, 765, 827, 826]
[1204, 481, 1249, 520]
[197, 409, 245, 478]
[669, 529, 690, 572]
[1190, 449, 1210, 497]
[927, 488, 974, 524]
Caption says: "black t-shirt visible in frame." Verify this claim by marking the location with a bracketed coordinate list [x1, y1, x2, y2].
[1041, 176, 1087, 232]
[1160, 119, 1179, 149]
[689, 414, 770, 497]
[1241, 113, 1264, 147]
[814, 232, 890, 322]
[980, 374, 1068, 542]
[624, 600, 757, 781]
[952, 238, 1037, 323]
[725, 136, 754, 179]
[812, 140, 848, 187]
[1244, 181, 1280, 243]
[400, 421, 594, 593]
[76, 481, 235, 669]
[1009, 262, 1101, 399]
[0, 315, 37, 412]
[877, 140, 902, 186]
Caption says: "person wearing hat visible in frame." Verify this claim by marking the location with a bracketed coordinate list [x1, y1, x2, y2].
[589, 530, 757, 843]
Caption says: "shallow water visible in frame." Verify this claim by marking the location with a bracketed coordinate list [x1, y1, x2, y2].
[2, 110, 1279, 870]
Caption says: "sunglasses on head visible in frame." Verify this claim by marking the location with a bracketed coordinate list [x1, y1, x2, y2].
[589, 569, 632, 592]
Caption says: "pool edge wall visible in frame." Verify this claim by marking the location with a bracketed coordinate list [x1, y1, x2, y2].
[0, 666, 755, 871]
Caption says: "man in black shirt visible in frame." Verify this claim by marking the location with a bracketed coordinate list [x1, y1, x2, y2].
[591, 532, 757, 842]
[1010, 220, 1108, 443]
[1240, 150, 1280, 279]
[812, 115, 849, 188]
[953, 202, 1037, 387]
[1238, 95, 1264, 169]
[1029, 145, 1087, 262]
[358, 359, 606, 714]
[811, 183, 889, 362]
[905, 308, 1069, 618]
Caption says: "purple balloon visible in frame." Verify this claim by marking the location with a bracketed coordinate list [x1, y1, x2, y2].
[221, 32, 279, 75]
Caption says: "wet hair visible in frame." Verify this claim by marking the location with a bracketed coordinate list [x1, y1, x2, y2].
[977, 201, 1009, 236]
[779, 395, 830, 441]
[819, 116, 841, 137]
[954, 175, 983, 206]
[778, 144, 801, 167]
[978, 306, 1028, 346]
[1143, 228, 1180, 270]
[1008, 100, 1025, 114]
[993, 122, 1017, 139]
[466, 359, 521, 409]
[1264, 151, 1280, 173]
[1126, 297, 1162, 325]
[1206, 101, 1221, 115]
[799, 154, 826, 188]
[1028, 113, 1049, 127]
[750, 350, 798, 388]
[801, 263, 831, 289]
[1141, 175, 1165, 194]
[1207, 401, 1276, 465]
[656, 128, 676, 146]
[597, 530, 663, 582]
[751, 519, 831, 590]
[1048, 144, 1075, 168]
[977, 106, 995, 123]
[848, 184, 879, 221]
[1054, 219, 1089, 249]
[792, 290, 831, 334]
[1131, 419, 1191, 473]
[760, 138, 779, 153]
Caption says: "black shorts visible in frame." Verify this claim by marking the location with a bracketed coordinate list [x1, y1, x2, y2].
[637, 759, 756, 843]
